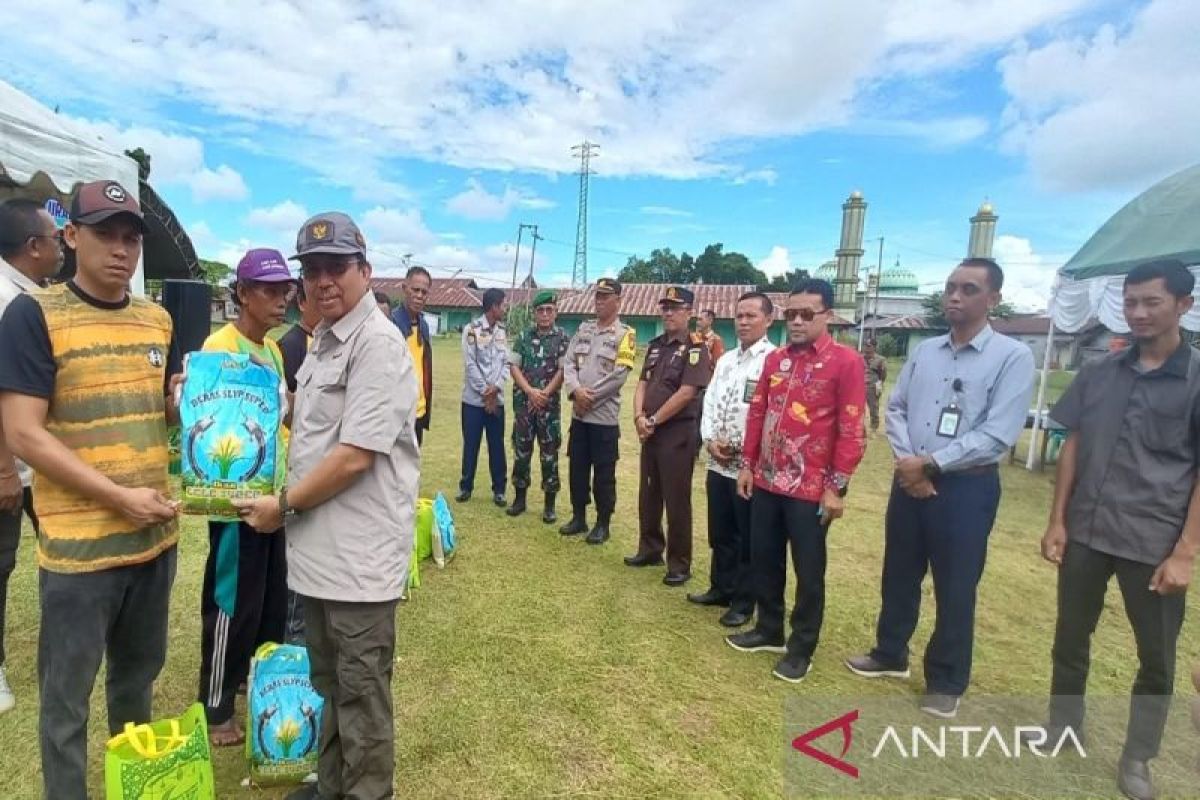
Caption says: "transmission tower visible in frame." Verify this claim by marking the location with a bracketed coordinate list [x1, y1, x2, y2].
[570, 140, 599, 287]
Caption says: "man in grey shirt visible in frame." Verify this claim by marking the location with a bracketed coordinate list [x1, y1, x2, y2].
[1039, 259, 1200, 800]
[559, 278, 637, 544]
[237, 212, 417, 800]
[458, 288, 509, 506]
[846, 257, 1035, 720]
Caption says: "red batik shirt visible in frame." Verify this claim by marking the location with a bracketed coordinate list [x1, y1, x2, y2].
[742, 333, 867, 502]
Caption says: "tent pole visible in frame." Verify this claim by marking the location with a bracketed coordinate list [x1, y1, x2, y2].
[1026, 301, 1056, 471]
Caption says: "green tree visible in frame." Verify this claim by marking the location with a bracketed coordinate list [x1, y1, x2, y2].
[199, 259, 233, 289]
[124, 147, 152, 181]
[763, 268, 810, 292]
[617, 248, 691, 283]
[692, 243, 766, 285]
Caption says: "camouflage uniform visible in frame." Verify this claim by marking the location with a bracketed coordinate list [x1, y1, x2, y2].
[510, 325, 570, 491]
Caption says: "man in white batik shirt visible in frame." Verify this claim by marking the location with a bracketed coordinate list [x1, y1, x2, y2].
[687, 291, 777, 627]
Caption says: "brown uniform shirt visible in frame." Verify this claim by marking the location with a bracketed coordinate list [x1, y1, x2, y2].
[641, 331, 712, 423]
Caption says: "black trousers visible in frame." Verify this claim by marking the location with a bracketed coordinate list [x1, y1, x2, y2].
[637, 420, 699, 575]
[567, 419, 619, 519]
[198, 521, 288, 726]
[749, 488, 827, 657]
[306, 595, 398, 799]
[1049, 541, 1186, 761]
[0, 486, 36, 666]
[871, 469, 1000, 696]
[40, 547, 176, 800]
[460, 401, 507, 495]
[705, 471, 754, 614]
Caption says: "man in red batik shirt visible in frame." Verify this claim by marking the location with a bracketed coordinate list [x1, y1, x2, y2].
[725, 279, 867, 683]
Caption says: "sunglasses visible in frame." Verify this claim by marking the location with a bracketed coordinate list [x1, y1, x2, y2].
[784, 307, 826, 322]
[300, 258, 359, 281]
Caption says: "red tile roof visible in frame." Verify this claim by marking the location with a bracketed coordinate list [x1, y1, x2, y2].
[556, 283, 852, 325]
[862, 314, 937, 330]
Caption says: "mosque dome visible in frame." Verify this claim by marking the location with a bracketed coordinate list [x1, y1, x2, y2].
[879, 266, 919, 294]
[814, 261, 838, 282]
[978, 201, 995, 214]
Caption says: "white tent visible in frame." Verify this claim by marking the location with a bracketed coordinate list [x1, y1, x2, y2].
[0, 79, 145, 292]
[1026, 163, 1200, 468]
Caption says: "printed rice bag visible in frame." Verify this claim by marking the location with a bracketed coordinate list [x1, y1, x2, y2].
[179, 351, 285, 515]
[246, 643, 323, 786]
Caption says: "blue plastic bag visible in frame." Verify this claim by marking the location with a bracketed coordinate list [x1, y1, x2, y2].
[246, 643, 323, 786]
[432, 492, 457, 567]
[179, 351, 284, 515]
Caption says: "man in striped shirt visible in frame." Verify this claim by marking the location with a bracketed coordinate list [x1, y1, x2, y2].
[0, 180, 182, 800]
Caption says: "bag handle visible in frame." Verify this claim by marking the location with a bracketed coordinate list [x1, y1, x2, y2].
[109, 719, 186, 758]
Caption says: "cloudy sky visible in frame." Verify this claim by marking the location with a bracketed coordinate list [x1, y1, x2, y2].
[3, 0, 1198, 309]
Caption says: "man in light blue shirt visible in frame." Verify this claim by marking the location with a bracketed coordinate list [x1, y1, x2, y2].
[458, 288, 510, 506]
[846, 257, 1035, 719]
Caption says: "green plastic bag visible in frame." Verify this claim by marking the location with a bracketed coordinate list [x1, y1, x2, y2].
[415, 498, 434, 562]
[104, 702, 215, 800]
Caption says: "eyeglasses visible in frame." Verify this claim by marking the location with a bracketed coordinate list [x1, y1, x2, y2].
[300, 258, 359, 281]
[784, 307, 826, 322]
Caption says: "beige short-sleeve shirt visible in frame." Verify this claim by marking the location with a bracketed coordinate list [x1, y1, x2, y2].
[286, 289, 419, 602]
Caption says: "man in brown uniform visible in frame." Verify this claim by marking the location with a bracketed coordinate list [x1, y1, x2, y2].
[626, 286, 712, 585]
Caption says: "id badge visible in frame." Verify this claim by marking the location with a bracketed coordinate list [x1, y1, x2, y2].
[742, 378, 757, 403]
[936, 404, 961, 438]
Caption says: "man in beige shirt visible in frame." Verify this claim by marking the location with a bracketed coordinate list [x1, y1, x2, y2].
[237, 211, 417, 800]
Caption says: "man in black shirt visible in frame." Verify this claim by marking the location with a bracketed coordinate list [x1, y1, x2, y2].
[278, 279, 322, 394]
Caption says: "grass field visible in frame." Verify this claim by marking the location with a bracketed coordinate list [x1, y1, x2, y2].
[0, 336, 1195, 799]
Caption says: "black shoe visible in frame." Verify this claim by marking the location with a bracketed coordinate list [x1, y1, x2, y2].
[918, 693, 960, 719]
[493, 493, 506, 507]
[773, 654, 813, 683]
[686, 590, 732, 607]
[1117, 757, 1155, 800]
[559, 515, 588, 536]
[542, 492, 557, 524]
[719, 609, 752, 627]
[506, 489, 527, 516]
[455, 489, 472, 502]
[663, 572, 691, 586]
[585, 522, 610, 545]
[844, 653, 911, 679]
[725, 630, 786, 654]
[624, 553, 664, 567]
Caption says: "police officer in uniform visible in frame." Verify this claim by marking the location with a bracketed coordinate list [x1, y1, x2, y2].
[560, 278, 637, 544]
[507, 290, 570, 523]
[626, 286, 712, 585]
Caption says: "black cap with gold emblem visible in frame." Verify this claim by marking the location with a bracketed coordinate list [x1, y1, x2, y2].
[594, 277, 622, 296]
[69, 180, 144, 229]
[660, 285, 694, 306]
[290, 212, 367, 260]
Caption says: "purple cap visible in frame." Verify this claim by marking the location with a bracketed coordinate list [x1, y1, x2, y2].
[236, 248, 294, 283]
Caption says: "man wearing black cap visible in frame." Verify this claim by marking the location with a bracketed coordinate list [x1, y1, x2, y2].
[560, 278, 637, 543]
[626, 286, 712, 584]
[0, 180, 182, 798]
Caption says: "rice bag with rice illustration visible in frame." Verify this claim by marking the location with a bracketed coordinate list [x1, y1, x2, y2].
[179, 351, 285, 515]
[246, 642, 323, 786]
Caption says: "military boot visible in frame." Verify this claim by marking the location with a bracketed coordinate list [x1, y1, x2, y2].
[506, 488, 527, 517]
[542, 491, 557, 524]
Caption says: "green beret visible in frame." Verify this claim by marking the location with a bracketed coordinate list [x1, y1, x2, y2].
[532, 290, 556, 307]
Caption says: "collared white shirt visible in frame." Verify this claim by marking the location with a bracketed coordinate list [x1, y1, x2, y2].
[0, 257, 42, 487]
[700, 335, 775, 479]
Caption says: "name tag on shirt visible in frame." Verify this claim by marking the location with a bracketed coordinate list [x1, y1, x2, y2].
[937, 404, 962, 437]
[743, 378, 757, 403]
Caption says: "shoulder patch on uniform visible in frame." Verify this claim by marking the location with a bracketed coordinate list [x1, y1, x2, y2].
[688, 350, 700, 366]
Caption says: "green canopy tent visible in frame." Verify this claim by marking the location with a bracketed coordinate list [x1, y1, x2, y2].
[1026, 162, 1200, 468]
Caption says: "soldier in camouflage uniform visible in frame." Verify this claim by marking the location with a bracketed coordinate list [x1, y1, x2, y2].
[507, 290, 570, 523]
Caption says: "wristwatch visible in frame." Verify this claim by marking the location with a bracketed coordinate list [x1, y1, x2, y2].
[922, 458, 941, 481]
[828, 473, 850, 497]
[279, 487, 298, 518]
[647, 414, 658, 427]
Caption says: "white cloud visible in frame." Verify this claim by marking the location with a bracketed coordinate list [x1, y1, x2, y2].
[991, 234, 1063, 312]
[732, 169, 779, 186]
[189, 164, 249, 201]
[444, 179, 554, 221]
[999, 0, 1200, 191]
[63, 115, 250, 203]
[0, 0, 1100, 187]
[639, 205, 692, 217]
[245, 200, 310, 234]
[757, 245, 792, 277]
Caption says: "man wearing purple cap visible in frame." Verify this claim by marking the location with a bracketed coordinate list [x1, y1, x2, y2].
[0, 180, 182, 798]
[195, 248, 294, 746]
[236, 212, 417, 800]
